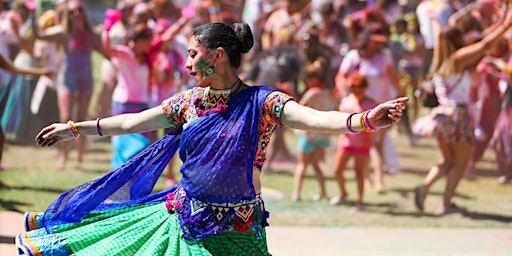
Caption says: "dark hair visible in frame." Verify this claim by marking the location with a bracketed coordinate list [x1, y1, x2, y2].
[193, 22, 254, 68]
[124, 24, 153, 45]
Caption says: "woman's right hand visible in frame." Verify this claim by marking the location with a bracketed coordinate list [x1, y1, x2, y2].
[36, 123, 76, 147]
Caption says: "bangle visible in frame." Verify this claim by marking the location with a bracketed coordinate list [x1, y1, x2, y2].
[96, 118, 103, 136]
[363, 109, 378, 131]
[67, 120, 80, 139]
[346, 113, 359, 133]
[359, 110, 376, 133]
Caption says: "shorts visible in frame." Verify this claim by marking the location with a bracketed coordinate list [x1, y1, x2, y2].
[298, 136, 329, 153]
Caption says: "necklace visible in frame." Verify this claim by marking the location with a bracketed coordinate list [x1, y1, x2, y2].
[195, 79, 241, 117]
[203, 78, 241, 108]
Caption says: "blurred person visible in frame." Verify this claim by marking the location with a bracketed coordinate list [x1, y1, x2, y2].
[33, 0, 108, 170]
[261, 0, 302, 52]
[297, 29, 335, 87]
[486, 55, 512, 184]
[396, 13, 425, 121]
[0, 52, 54, 170]
[465, 39, 509, 178]
[151, 18, 188, 185]
[0, 0, 22, 83]
[17, 21, 407, 255]
[93, 0, 137, 119]
[151, 0, 181, 23]
[131, 1, 155, 27]
[291, 60, 337, 202]
[0, 0, 44, 144]
[335, 25, 403, 193]
[416, 0, 454, 78]
[413, 8, 512, 215]
[248, 46, 305, 173]
[389, 15, 424, 146]
[343, 5, 390, 47]
[30, 10, 63, 142]
[330, 72, 377, 211]
[295, 3, 347, 87]
[103, 12, 191, 169]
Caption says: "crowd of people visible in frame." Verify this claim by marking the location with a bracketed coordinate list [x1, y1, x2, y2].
[0, 0, 511, 254]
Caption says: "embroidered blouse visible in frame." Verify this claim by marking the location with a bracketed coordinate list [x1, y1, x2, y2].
[161, 86, 294, 169]
[160, 85, 294, 240]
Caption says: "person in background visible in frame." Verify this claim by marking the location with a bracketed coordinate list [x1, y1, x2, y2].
[330, 72, 377, 211]
[413, 6, 512, 215]
[0, 0, 22, 83]
[32, 0, 108, 170]
[17, 22, 407, 255]
[485, 54, 512, 184]
[0, 52, 54, 170]
[0, 0, 41, 145]
[151, 18, 188, 185]
[416, 0, 454, 79]
[102, 11, 191, 169]
[291, 60, 337, 202]
[465, 39, 509, 178]
[335, 25, 403, 194]
[93, 0, 137, 119]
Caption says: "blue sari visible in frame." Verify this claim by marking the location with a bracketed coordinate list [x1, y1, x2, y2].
[17, 86, 275, 256]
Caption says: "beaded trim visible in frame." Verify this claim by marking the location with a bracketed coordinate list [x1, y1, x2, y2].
[165, 186, 269, 240]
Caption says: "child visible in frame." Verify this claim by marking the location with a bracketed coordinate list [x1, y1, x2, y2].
[291, 60, 337, 202]
[330, 72, 376, 211]
[103, 13, 191, 169]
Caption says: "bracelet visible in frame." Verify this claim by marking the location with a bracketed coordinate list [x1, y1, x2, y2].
[359, 110, 376, 133]
[96, 118, 104, 136]
[363, 109, 378, 132]
[346, 113, 359, 133]
[67, 120, 80, 139]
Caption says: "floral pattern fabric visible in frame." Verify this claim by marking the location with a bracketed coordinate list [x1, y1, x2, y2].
[161, 87, 294, 168]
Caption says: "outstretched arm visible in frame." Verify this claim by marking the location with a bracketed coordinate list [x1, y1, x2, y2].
[281, 97, 408, 134]
[0, 53, 54, 77]
[36, 107, 173, 147]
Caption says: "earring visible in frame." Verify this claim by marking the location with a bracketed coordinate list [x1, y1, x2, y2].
[205, 66, 215, 78]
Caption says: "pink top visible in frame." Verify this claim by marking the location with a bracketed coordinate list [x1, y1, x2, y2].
[339, 49, 396, 103]
[111, 38, 164, 104]
[111, 45, 150, 103]
[338, 93, 376, 150]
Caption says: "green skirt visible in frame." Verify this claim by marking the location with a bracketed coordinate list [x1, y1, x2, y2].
[16, 202, 271, 256]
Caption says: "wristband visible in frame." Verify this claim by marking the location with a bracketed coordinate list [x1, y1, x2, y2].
[359, 110, 376, 133]
[96, 118, 104, 136]
[363, 109, 378, 131]
[67, 120, 80, 139]
[346, 113, 359, 133]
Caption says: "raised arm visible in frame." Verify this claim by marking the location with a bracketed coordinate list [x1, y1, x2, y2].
[31, 12, 68, 43]
[281, 97, 408, 134]
[36, 106, 173, 147]
[454, 10, 512, 68]
[159, 15, 192, 47]
[448, 2, 477, 26]
[91, 30, 110, 60]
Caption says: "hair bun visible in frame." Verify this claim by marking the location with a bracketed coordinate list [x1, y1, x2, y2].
[231, 23, 254, 54]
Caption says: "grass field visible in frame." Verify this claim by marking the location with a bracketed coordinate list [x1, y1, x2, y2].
[1, 128, 511, 229]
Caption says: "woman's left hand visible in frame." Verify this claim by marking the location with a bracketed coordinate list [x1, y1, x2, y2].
[367, 97, 408, 129]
